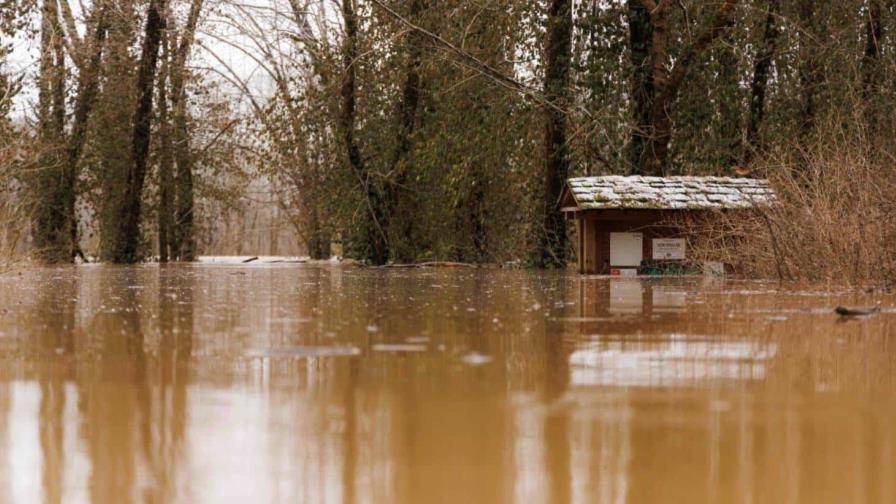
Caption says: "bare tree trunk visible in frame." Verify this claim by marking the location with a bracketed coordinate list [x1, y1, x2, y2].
[307, 205, 321, 259]
[29, 0, 108, 262]
[862, 0, 883, 126]
[169, 0, 203, 261]
[534, 0, 572, 268]
[383, 0, 424, 263]
[641, 0, 669, 175]
[627, 0, 653, 173]
[340, 0, 388, 264]
[717, 31, 740, 168]
[639, 0, 735, 175]
[745, 0, 780, 162]
[172, 102, 194, 260]
[470, 179, 486, 262]
[157, 28, 174, 262]
[33, 0, 69, 263]
[50, 3, 66, 142]
[65, 2, 109, 262]
[37, 0, 54, 131]
[109, 0, 166, 263]
[797, 0, 819, 139]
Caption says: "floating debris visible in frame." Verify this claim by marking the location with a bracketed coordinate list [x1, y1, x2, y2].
[835, 306, 881, 317]
[461, 351, 492, 366]
[245, 346, 360, 358]
[372, 343, 426, 352]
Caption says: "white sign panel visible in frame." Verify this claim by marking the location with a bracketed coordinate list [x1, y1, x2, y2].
[652, 238, 686, 260]
[610, 233, 643, 267]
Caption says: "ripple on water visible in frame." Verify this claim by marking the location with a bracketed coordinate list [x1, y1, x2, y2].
[371, 343, 427, 352]
[244, 346, 361, 358]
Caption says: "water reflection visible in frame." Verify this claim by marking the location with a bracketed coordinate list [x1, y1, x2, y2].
[0, 267, 894, 502]
[569, 336, 775, 387]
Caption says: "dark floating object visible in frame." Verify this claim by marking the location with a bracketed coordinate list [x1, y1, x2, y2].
[241, 256, 259, 263]
[835, 306, 881, 317]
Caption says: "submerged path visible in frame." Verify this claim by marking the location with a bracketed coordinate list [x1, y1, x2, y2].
[0, 265, 894, 503]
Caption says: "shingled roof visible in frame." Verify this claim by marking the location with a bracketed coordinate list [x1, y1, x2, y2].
[564, 176, 774, 210]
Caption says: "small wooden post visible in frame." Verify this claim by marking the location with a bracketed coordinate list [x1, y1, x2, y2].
[576, 218, 583, 273]
[580, 217, 598, 274]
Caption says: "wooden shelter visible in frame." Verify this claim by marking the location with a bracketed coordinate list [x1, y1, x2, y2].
[561, 176, 774, 274]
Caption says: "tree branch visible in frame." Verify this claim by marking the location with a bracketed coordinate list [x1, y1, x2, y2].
[367, 0, 570, 116]
[658, 0, 736, 104]
[57, 0, 84, 67]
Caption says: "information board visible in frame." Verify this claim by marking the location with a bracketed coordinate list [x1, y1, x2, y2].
[652, 238, 686, 260]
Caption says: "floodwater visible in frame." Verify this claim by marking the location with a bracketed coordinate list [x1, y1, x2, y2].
[0, 265, 895, 504]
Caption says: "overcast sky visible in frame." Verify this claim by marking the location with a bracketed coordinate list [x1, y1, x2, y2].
[5, 0, 285, 120]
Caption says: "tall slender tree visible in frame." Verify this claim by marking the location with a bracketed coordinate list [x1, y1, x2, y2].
[108, 0, 166, 262]
[64, 0, 109, 261]
[745, 0, 780, 161]
[169, 0, 204, 261]
[340, 0, 388, 264]
[534, 0, 573, 268]
[382, 0, 424, 263]
[29, 0, 112, 262]
[33, 0, 69, 262]
[861, 0, 884, 127]
[797, 0, 820, 139]
[627, 0, 653, 172]
[157, 22, 174, 262]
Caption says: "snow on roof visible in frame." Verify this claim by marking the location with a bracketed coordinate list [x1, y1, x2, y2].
[565, 175, 774, 210]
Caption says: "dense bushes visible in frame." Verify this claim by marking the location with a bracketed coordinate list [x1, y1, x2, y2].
[690, 129, 896, 286]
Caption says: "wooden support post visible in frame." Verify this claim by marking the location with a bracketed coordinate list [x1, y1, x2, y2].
[581, 218, 597, 274]
[576, 218, 583, 273]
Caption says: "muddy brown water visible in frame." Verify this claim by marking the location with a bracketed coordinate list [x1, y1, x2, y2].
[0, 265, 895, 503]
